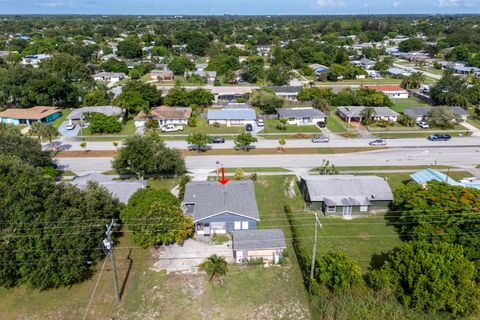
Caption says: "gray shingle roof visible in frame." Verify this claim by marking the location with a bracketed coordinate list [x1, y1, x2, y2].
[337, 106, 399, 118]
[267, 86, 303, 93]
[71, 173, 146, 204]
[68, 106, 123, 120]
[404, 107, 468, 119]
[301, 175, 393, 204]
[207, 108, 256, 121]
[231, 229, 286, 251]
[276, 107, 326, 118]
[183, 181, 259, 222]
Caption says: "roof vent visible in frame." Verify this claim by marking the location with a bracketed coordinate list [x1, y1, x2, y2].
[371, 194, 375, 199]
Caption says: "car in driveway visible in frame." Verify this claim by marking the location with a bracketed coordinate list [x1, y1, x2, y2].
[311, 135, 329, 143]
[187, 145, 213, 152]
[317, 121, 326, 128]
[369, 139, 387, 146]
[427, 134, 451, 141]
[211, 137, 225, 143]
[417, 121, 429, 129]
[66, 122, 76, 130]
[256, 119, 264, 127]
[245, 124, 253, 132]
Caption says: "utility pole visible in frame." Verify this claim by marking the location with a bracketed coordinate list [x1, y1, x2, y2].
[310, 212, 322, 282]
[104, 219, 120, 302]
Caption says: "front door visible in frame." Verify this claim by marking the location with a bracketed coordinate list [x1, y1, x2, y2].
[342, 206, 352, 216]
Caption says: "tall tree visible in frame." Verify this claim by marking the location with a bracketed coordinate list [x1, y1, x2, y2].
[200, 255, 229, 286]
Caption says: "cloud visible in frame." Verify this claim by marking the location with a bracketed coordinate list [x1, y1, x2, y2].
[34, 1, 68, 7]
[464, 0, 480, 6]
[316, 0, 346, 8]
[437, 0, 459, 7]
[393, 1, 402, 8]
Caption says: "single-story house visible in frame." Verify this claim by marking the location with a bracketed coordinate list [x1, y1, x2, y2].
[71, 173, 147, 204]
[365, 85, 409, 99]
[134, 106, 192, 128]
[352, 58, 376, 70]
[276, 107, 326, 126]
[404, 106, 468, 123]
[387, 67, 411, 78]
[299, 175, 393, 216]
[231, 229, 286, 265]
[0, 106, 61, 126]
[182, 181, 260, 235]
[336, 106, 399, 123]
[207, 108, 256, 126]
[68, 106, 124, 121]
[93, 72, 126, 83]
[268, 86, 302, 100]
[211, 86, 259, 102]
[451, 65, 480, 75]
[308, 63, 329, 75]
[21, 54, 50, 66]
[149, 70, 175, 81]
[411, 168, 480, 190]
[186, 70, 217, 83]
[366, 70, 381, 78]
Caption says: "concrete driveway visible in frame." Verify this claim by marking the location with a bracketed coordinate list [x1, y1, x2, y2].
[58, 121, 80, 138]
[153, 239, 234, 274]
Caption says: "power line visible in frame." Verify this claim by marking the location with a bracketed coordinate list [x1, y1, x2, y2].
[82, 256, 108, 320]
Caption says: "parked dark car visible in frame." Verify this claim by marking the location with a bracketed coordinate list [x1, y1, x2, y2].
[188, 145, 212, 152]
[211, 137, 225, 143]
[369, 139, 387, 146]
[317, 121, 326, 128]
[245, 123, 253, 132]
[427, 134, 451, 141]
[234, 145, 256, 151]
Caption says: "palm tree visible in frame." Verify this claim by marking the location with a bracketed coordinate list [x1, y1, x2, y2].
[41, 124, 59, 149]
[401, 72, 426, 90]
[360, 107, 377, 125]
[200, 254, 228, 286]
[29, 122, 44, 141]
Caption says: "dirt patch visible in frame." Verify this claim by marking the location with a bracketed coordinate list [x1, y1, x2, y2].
[359, 232, 370, 240]
[247, 300, 310, 320]
[285, 179, 296, 198]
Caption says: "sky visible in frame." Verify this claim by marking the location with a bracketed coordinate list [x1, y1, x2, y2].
[0, 0, 479, 15]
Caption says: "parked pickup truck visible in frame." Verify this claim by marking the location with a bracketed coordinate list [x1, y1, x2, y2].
[161, 124, 183, 132]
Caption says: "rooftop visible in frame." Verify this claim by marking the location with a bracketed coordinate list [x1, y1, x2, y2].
[404, 106, 469, 119]
[68, 106, 123, 120]
[365, 85, 408, 93]
[183, 181, 259, 222]
[231, 229, 286, 251]
[411, 169, 480, 190]
[135, 106, 192, 121]
[0, 106, 61, 120]
[301, 175, 393, 205]
[208, 108, 256, 120]
[267, 86, 303, 93]
[337, 106, 399, 118]
[276, 107, 326, 118]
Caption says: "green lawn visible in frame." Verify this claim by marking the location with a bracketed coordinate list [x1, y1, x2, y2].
[391, 97, 430, 113]
[53, 109, 72, 128]
[219, 167, 291, 173]
[159, 117, 244, 136]
[326, 114, 349, 133]
[467, 109, 480, 129]
[147, 177, 183, 191]
[374, 131, 471, 139]
[262, 119, 320, 134]
[310, 165, 453, 173]
[79, 119, 136, 137]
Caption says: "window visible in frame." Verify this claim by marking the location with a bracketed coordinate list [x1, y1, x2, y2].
[234, 221, 241, 230]
[242, 221, 249, 230]
[327, 205, 336, 213]
[360, 206, 369, 212]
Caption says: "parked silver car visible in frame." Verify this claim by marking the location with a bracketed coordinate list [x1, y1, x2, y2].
[311, 135, 330, 143]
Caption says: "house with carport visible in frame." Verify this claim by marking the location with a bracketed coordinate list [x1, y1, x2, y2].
[404, 107, 468, 123]
[207, 108, 256, 127]
[134, 106, 192, 128]
[299, 175, 393, 217]
[336, 106, 399, 123]
[182, 181, 260, 236]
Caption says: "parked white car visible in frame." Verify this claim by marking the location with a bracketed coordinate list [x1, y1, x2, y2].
[417, 121, 429, 129]
[256, 119, 264, 126]
[66, 122, 76, 130]
[161, 124, 183, 132]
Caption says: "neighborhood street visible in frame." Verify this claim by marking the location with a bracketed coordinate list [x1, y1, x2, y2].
[51, 136, 480, 151]
[55, 146, 480, 175]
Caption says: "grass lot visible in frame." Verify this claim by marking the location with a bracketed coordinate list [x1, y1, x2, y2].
[316, 78, 402, 86]
[310, 165, 452, 173]
[182, 146, 384, 156]
[262, 119, 320, 134]
[147, 177, 183, 191]
[53, 108, 72, 128]
[80, 119, 136, 137]
[259, 133, 317, 139]
[219, 167, 291, 173]
[390, 97, 430, 113]
[159, 117, 244, 135]
[326, 114, 349, 133]
[467, 109, 480, 129]
[374, 131, 471, 139]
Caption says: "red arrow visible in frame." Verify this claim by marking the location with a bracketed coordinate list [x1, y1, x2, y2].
[218, 167, 230, 185]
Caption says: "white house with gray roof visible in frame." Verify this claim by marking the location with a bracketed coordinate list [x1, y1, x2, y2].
[404, 107, 468, 123]
[231, 229, 286, 264]
[267, 86, 303, 100]
[276, 107, 326, 126]
[71, 173, 146, 204]
[336, 106, 399, 123]
[207, 108, 256, 126]
[182, 181, 260, 236]
[299, 176, 393, 217]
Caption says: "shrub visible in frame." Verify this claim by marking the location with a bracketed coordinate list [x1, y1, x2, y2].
[213, 233, 230, 245]
[88, 113, 122, 134]
[145, 119, 159, 129]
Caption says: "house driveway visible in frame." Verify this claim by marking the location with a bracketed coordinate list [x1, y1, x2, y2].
[153, 239, 234, 274]
[58, 121, 80, 138]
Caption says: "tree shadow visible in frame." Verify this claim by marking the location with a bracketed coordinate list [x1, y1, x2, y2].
[120, 249, 133, 300]
[369, 252, 390, 271]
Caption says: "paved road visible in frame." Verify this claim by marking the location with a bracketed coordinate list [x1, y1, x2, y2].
[55, 146, 480, 175]
[393, 63, 442, 80]
[51, 136, 480, 151]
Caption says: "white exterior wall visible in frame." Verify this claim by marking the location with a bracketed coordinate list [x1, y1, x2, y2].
[386, 92, 409, 99]
[286, 116, 325, 126]
[208, 119, 255, 127]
